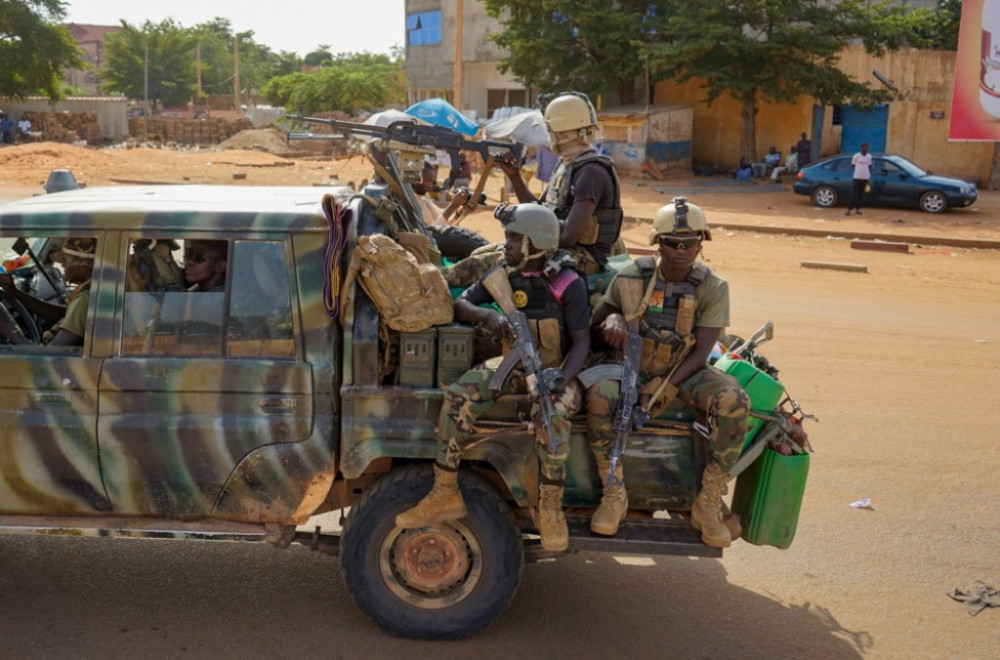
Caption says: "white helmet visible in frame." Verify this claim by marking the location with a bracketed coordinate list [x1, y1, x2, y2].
[543, 93, 597, 133]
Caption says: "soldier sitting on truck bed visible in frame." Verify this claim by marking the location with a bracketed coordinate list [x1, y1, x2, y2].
[585, 198, 749, 548]
[396, 203, 591, 552]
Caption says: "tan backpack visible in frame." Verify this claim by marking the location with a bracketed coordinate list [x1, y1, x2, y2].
[341, 233, 454, 332]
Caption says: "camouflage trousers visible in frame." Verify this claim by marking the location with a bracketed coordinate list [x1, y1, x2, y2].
[585, 365, 750, 473]
[436, 356, 583, 483]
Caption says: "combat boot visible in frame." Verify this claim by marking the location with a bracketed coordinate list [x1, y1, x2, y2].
[590, 455, 628, 536]
[538, 484, 569, 552]
[395, 465, 467, 529]
[721, 501, 742, 540]
[690, 463, 733, 548]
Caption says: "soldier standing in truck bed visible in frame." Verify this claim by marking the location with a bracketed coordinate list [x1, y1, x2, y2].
[497, 92, 624, 277]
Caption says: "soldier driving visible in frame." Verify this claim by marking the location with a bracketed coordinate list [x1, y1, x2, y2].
[0, 237, 96, 346]
[585, 198, 749, 548]
[396, 202, 591, 552]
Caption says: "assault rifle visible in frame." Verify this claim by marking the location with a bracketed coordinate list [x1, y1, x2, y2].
[286, 113, 523, 221]
[488, 310, 559, 453]
[576, 331, 650, 489]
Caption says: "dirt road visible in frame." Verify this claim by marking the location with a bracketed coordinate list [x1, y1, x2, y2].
[0, 142, 997, 658]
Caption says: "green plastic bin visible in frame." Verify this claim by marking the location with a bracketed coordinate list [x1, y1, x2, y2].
[731, 448, 809, 549]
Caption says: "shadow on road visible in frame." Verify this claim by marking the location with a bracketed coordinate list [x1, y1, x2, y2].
[0, 535, 871, 659]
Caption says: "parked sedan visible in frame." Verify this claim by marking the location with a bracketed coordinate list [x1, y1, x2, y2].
[793, 154, 977, 213]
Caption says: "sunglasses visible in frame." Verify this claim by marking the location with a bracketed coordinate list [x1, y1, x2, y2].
[658, 235, 702, 250]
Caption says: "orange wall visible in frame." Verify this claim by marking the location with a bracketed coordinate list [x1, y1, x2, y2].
[653, 45, 993, 183]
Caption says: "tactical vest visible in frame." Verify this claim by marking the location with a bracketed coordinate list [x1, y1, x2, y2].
[618, 258, 711, 377]
[507, 270, 569, 366]
[543, 151, 623, 251]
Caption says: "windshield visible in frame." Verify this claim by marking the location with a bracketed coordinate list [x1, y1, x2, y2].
[892, 157, 928, 178]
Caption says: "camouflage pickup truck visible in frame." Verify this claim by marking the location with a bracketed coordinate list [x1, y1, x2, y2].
[0, 183, 805, 639]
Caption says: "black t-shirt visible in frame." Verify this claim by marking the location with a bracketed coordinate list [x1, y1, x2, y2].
[461, 270, 590, 333]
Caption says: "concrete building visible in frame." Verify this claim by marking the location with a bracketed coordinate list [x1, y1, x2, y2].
[63, 24, 119, 96]
[403, 0, 531, 120]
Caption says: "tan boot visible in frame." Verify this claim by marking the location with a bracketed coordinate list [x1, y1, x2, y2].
[721, 501, 742, 540]
[395, 465, 467, 529]
[538, 484, 569, 551]
[690, 463, 733, 548]
[590, 455, 628, 536]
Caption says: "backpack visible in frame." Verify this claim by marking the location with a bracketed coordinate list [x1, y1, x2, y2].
[341, 233, 453, 332]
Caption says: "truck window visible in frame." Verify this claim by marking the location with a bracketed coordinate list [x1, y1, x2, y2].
[121, 239, 293, 358]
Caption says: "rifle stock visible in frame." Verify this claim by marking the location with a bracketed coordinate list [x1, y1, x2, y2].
[606, 331, 646, 489]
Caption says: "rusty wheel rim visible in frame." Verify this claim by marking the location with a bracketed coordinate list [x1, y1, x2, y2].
[380, 522, 483, 609]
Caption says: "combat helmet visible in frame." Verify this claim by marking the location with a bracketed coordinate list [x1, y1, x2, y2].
[649, 196, 712, 245]
[495, 202, 560, 251]
[543, 93, 597, 133]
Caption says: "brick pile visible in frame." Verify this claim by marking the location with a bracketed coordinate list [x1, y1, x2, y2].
[22, 111, 102, 144]
[128, 117, 254, 145]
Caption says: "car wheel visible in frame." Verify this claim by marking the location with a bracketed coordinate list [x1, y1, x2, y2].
[340, 464, 523, 640]
[426, 224, 491, 262]
[811, 185, 839, 208]
[0, 293, 42, 344]
[919, 191, 948, 214]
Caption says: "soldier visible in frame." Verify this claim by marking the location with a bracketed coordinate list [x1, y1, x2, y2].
[585, 198, 749, 548]
[0, 237, 96, 346]
[396, 203, 591, 552]
[498, 92, 624, 276]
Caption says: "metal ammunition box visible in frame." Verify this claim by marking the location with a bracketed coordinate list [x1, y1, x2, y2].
[397, 330, 438, 387]
[436, 325, 475, 386]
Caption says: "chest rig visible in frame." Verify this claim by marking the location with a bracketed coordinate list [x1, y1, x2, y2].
[483, 267, 570, 368]
[543, 151, 623, 249]
[618, 257, 711, 378]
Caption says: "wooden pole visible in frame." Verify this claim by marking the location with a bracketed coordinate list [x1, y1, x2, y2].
[453, 0, 463, 111]
[234, 39, 242, 119]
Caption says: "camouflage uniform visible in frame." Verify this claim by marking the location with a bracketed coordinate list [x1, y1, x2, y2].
[587, 258, 749, 472]
[586, 366, 748, 474]
[437, 356, 583, 483]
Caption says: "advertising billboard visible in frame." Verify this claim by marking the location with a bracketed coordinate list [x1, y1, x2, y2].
[951, 0, 1000, 140]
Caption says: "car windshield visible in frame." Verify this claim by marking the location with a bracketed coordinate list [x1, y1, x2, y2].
[891, 156, 928, 178]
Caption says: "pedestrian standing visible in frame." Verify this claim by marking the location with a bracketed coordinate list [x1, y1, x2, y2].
[796, 132, 812, 168]
[846, 143, 872, 216]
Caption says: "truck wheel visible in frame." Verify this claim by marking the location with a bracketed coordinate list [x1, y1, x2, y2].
[426, 224, 490, 261]
[340, 464, 523, 639]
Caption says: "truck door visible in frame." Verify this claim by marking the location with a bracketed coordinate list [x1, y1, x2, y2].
[97, 237, 313, 517]
[0, 233, 109, 514]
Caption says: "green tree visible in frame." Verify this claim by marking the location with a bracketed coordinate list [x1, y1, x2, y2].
[100, 19, 196, 112]
[0, 0, 82, 100]
[905, 0, 962, 51]
[263, 52, 405, 114]
[643, 0, 910, 162]
[303, 47, 334, 68]
[482, 0, 663, 104]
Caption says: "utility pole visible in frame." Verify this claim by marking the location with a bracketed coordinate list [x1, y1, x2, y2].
[453, 0, 463, 111]
[196, 43, 202, 98]
[234, 38, 242, 119]
[143, 43, 149, 136]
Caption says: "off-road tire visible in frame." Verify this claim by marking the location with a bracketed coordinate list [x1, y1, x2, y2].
[340, 464, 523, 639]
[426, 224, 490, 262]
